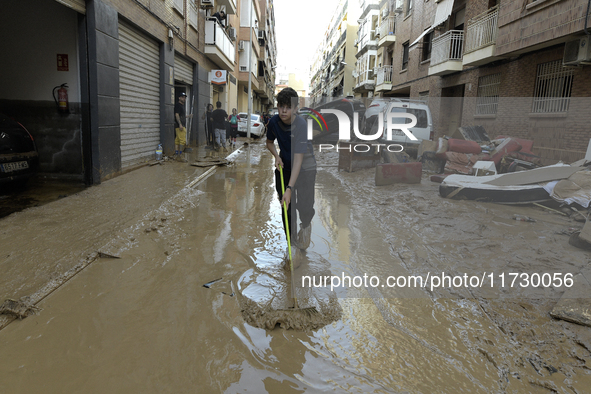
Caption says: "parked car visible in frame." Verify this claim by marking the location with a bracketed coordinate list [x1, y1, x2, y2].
[268, 107, 278, 117]
[368, 99, 433, 148]
[303, 98, 366, 144]
[361, 98, 392, 134]
[237, 113, 265, 137]
[0, 114, 39, 186]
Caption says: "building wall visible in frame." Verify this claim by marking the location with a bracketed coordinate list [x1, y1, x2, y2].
[448, 46, 591, 164]
[496, 0, 588, 56]
[369, 0, 591, 164]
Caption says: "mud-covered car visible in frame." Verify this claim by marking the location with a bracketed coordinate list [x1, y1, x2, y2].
[0, 114, 39, 185]
[304, 98, 366, 144]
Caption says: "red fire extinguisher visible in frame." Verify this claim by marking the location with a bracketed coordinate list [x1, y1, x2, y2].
[53, 83, 69, 113]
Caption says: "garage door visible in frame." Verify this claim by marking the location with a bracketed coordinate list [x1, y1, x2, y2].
[119, 22, 160, 168]
[55, 0, 85, 14]
[174, 54, 194, 85]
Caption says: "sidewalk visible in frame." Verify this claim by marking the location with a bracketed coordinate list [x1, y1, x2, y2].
[0, 144, 226, 306]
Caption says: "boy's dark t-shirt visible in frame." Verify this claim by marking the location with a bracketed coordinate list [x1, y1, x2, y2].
[267, 114, 313, 172]
[174, 102, 185, 128]
[212, 109, 228, 129]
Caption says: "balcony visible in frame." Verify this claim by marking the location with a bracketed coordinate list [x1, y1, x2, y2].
[204, 19, 235, 71]
[463, 6, 501, 66]
[216, 0, 237, 14]
[353, 69, 375, 92]
[378, 16, 396, 47]
[356, 30, 378, 57]
[428, 30, 464, 76]
[375, 66, 393, 92]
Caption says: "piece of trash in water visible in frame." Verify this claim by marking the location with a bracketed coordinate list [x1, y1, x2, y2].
[98, 251, 121, 259]
[557, 227, 581, 236]
[513, 214, 535, 222]
[0, 298, 41, 319]
[222, 291, 235, 297]
[203, 278, 223, 288]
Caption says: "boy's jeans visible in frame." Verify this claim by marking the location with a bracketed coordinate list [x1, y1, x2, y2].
[275, 167, 316, 243]
[214, 128, 226, 148]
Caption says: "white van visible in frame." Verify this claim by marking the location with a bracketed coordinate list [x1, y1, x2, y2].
[367, 99, 433, 147]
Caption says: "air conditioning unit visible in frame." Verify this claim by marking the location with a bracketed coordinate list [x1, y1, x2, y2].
[200, 0, 213, 8]
[257, 30, 265, 40]
[563, 37, 591, 65]
[238, 41, 246, 51]
[228, 27, 236, 41]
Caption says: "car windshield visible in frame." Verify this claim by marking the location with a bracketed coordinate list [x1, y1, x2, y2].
[388, 107, 428, 128]
[238, 114, 259, 121]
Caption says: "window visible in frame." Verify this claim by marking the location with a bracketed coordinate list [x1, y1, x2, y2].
[389, 107, 428, 128]
[173, 0, 184, 15]
[405, 0, 413, 16]
[476, 73, 501, 115]
[401, 42, 409, 70]
[189, 1, 198, 29]
[421, 32, 432, 62]
[532, 60, 574, 113]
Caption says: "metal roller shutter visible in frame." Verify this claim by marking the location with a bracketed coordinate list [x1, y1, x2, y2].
[119, 22, 161, 168]
[55, 0, 85, 14]
[174, 54, 194, 85]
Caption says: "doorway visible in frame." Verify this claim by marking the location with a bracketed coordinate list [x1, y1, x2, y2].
[441, 84, 465, 137]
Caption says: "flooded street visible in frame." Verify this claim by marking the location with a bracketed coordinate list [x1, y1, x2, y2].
[1, 142, 591, 393]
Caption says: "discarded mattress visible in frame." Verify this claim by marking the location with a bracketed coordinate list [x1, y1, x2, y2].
[439, 173, 551, 203]
[543, 170, 591, 208]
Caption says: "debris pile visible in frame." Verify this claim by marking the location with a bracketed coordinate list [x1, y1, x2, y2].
[421, 126, 543, 177]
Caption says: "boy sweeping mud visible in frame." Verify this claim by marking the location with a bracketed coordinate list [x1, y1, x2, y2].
[266, 87, 317, 254]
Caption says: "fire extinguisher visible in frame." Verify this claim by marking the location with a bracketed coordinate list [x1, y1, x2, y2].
[53, 83, 69, 114]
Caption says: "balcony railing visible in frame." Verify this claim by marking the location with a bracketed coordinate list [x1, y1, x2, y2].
[465, 6, 499, 53]
[205, 19, 235, 63]
[356, 69, 376, 87]
[376, 66, 393, 85]
[431, 30, 464, 66]
[379, 16, 396, 39]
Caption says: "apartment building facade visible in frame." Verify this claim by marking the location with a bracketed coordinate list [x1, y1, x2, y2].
[367, 0, 591, 163]
[309, 0, 362, 105]
[0, 0, 276, 184]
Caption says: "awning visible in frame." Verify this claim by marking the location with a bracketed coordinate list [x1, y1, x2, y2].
[433, 0, 455, 29]
[331, 74, 344, 90]
[410, 0, 455, 47]
[410, 27, 434, 47]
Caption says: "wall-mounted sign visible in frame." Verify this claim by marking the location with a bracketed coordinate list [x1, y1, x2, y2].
[57, 54, 69, 71]
[211, 70, 227, 85]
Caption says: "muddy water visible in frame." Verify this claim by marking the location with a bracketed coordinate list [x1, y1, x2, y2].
[0, 143, 590, 393]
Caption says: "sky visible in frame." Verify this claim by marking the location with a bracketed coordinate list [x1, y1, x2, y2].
[272, 0, 342, 81]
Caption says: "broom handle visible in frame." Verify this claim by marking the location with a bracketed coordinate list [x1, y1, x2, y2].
[279, 166, 297, 306]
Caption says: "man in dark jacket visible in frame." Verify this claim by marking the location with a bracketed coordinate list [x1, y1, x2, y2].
[212, 101, 228, 150]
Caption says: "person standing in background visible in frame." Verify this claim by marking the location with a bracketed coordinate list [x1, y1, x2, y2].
[174, 93, 192, 159]
[228, 108, 238, 147]
[212, 101, 228, 151]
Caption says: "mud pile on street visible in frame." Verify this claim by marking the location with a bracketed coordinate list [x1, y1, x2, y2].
[237, 251, 342, 330]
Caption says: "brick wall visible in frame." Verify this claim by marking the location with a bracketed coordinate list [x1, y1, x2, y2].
[438, 46, 591, 164]
[496, 0, 587, 56]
